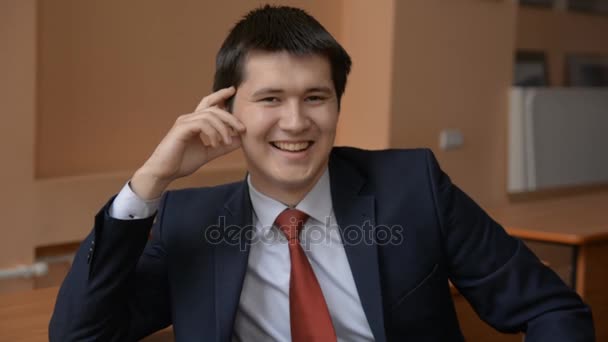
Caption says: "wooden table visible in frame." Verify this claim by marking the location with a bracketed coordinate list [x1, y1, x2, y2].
[490, 191, 608, 341]
[450, 192, 608, 342]
[0, 287, 57, 342]
[0, 287, 173, 341]
[492, 192, 608, 245]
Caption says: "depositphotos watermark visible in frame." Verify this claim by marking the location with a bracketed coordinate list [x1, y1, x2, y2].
[203, 216, 405, 251]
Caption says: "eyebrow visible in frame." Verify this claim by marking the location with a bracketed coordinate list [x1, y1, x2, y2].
[307, 87, 333, 94]
[251, 86, 333, 98]
[251, 88, 283, 97]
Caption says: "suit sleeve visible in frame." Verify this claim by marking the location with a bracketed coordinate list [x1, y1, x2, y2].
[424, 150, 595, 341]
[49, 192, 172, 341]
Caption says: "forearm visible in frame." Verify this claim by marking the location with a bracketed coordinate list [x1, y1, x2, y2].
[49, 201, 156, 341]
[525, 306, 594, 342]
[426, 149, 595, 340]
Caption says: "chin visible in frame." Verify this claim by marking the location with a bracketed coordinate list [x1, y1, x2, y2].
[270, 170, 316, 189]
[246, 152, 328, 193]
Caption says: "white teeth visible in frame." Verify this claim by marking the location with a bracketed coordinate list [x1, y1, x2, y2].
[273, 141, 311, 152]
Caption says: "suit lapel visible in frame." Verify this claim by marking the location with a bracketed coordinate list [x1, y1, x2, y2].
[214, 180, 253, 342]
[329, 154, 387, 342]
[211, 156, 388, 341]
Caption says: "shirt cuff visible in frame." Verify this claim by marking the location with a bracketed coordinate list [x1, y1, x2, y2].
[108, 181, 161, 220]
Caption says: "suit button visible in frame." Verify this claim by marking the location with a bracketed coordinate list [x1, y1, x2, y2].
[87, 240, 95, 264]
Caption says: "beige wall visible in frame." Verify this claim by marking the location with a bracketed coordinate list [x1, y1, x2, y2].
[337, 0, 521, 207]
[389, 0, 517, 206]
[36, 0, 343, 178]
[0, 0, 37, 290]
[336, 0, 395, 149]
[31, 0, 342, 243]
[517, 7, 608, 86]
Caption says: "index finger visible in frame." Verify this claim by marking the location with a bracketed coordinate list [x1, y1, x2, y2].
[195, 86, 236, 111]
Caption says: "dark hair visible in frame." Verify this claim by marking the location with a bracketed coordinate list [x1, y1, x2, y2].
[213, 5, 352, 110]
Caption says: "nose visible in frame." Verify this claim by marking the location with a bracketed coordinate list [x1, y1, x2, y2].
[278, 101, 311, 133]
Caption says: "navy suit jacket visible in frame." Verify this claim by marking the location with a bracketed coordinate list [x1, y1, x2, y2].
[50, 147, 594, 341]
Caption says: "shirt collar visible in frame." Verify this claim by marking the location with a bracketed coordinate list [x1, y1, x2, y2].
[247, 168, 332, 234]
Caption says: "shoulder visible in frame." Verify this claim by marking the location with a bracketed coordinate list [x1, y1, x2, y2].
[330, 146, 439, 177]
[155, 180, 246, 243]
[162, 180, 243, 211]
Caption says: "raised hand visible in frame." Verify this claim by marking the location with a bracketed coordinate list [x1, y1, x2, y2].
[131, 86, 245, 200]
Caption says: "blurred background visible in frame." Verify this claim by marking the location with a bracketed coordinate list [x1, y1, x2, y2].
[0, 0, 607, 340]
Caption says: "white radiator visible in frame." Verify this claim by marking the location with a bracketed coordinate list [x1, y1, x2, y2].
[508, 88, 608, 193]
[0, 262, 48, 280]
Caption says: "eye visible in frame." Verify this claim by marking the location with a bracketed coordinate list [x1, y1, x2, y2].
[305, 95, 327, 102]
[259, 97, 280, 103]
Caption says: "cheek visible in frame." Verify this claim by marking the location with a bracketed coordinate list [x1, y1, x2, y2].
[235, 109, 272, 138]
[241, 120, 275, 147]
[316, 115, 339, 135]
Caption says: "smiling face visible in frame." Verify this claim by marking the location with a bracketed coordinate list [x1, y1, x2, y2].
[232, 50, 339, 205]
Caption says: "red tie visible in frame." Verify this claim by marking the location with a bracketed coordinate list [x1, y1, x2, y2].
[275, 209, 337, 342]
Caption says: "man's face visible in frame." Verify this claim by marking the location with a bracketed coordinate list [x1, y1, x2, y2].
[232, 51, 339, 201]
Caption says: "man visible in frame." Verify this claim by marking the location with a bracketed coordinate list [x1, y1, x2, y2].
[50, 5, 594, 342]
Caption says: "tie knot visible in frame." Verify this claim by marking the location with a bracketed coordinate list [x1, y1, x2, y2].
[275, 209, 309, 241]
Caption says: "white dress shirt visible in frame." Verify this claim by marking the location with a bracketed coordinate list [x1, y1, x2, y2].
[110, 169, 374, 341]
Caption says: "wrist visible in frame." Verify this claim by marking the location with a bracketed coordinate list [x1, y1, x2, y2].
[131, 168, 171, 200]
